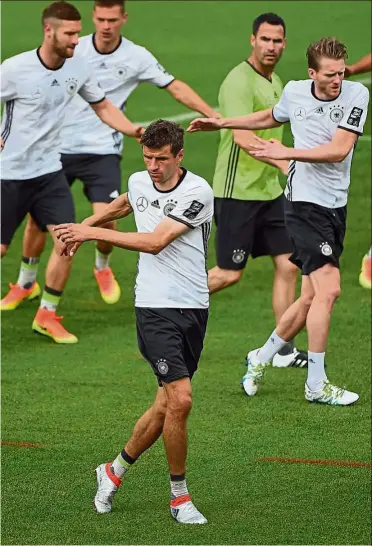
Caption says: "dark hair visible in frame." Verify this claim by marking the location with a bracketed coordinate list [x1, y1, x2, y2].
[253, 13, 286, 37]
[42, 1, 81, 25]
[140, 120, 184, 156]
[94, 0, 126, 13]
[307, 37, 348, 70]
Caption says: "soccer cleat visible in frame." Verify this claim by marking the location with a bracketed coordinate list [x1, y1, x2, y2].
[1, 282, 41, 311]
[273, 348, 308, 368]
[359, 254, 371, 289]
[94, 463, 121, 514]
[170, 496, 208, 524]
[305, 380, 359, 406]
[32, 308, 78, 344]
[241, 348, 269, 396]
[94, 267, 121, 304]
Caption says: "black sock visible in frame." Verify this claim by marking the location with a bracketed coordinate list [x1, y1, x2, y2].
[278, 339, 295, 356]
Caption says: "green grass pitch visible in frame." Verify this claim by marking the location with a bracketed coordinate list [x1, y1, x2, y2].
[1, 1, 371, 544]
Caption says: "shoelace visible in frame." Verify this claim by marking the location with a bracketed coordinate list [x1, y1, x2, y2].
[322, 381, 345, 400]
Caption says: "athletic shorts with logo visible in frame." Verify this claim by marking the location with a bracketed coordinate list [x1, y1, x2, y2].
[61, 153, 121, 204]
[1, 169, 75, 245]
[214, 193, 293, 270]
[135, 307, 209, 386]
[284, 198, 347, 275]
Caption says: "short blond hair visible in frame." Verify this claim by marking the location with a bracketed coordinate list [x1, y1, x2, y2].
[306, 37, 347, 70]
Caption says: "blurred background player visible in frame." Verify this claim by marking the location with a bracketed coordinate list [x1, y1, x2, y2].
[188, 38, 369, 405]
[209, 13, 307, 368]
[0, 1, 143, 342]
[1, 0, 218, 310]
[345, 52, 372, 290]
[54, 120, 213, 524]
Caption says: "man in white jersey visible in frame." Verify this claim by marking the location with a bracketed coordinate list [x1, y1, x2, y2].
[2, 0, 218, 312]
[54, 120, 213, 524]
[188, 38, 369, 405]
[0, 1, 143, 343]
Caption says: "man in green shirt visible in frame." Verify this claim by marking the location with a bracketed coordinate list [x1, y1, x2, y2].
[210, 13, 307, 368]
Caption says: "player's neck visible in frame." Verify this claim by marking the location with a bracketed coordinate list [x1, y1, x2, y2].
[154, 167, 185, 192]
[94, 33, 122, 54]
[247, 55, 274, 81]
[38, 44, 65, 70]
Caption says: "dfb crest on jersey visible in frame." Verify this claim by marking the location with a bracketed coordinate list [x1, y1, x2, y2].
[329, 106, 344, 123]
[320, 242, 332, 256]
[136, 196, 148, 212]
[232, 249, 246, 264]
[163, 199, 177, 216]
[114, 64, 127, 80]
[65, 77, 78, 96]
[156, 358, 168, 375]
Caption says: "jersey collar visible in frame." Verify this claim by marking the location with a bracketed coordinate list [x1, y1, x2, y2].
[245, 60, 272, 83]
[311, 81, 342, 102]
[92, 33, 122, 55]
[152, 167, 187, 194]
[36, 47, 66, 71]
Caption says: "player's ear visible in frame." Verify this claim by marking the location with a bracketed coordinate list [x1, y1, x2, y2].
[308, 68, 316, 80]
[177, 149, 184, 163]
[250, 34, 255, 48]
[282, 38, 287, 50]
[122, 12, 128, 24]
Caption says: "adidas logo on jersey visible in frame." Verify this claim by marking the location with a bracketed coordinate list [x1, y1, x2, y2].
[151, 199, 160, 209]
[315, 106, 324, 114]
[100, 62, 107, 69]
[51, 79, 60, 87]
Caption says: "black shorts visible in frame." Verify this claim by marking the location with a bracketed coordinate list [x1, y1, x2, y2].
[61, 153, 121, 204]
[214, 194, 293, 270]
[135, 307, 209, 386]
[284, 199, 347, 275]
[1, 170, 75, 246]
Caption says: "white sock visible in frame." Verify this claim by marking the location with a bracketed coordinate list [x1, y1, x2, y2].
[170, 478, 189, 500]
[17, 258, 39, 289]
[258, 330, 287, 363]
[307, 351, 327, 391]
[95, 248, 110, 271]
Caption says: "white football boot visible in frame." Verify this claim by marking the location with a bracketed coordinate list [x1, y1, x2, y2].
[273, 348, 308, 368]
[170, 498, 208, 524]
[241, 348, 269, 396]
[93, 463, 121, 514]
[305, 381, 359, 406]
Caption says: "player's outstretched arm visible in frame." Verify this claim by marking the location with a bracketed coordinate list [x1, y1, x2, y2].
[187, 108, 280, 133]
[54, 216, 189, 257]
[345, 53, 372, 77]
[165, 79, 218, 118]
[90, 98, 144, 139]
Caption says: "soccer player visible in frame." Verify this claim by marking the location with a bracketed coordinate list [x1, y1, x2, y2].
[188, 37, 369, 405]
[344, 52, 372, 290]
[0, 1, 143, 342]
[54, 120, 213, 524]
[1, 0, 218, 311]
[206, 13, 307, 369]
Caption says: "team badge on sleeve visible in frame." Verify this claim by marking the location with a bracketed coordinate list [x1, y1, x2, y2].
[183, 200, 204, 220]
[346, 107, 363, 127]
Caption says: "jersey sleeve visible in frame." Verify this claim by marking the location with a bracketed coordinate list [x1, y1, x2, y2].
[338, 85, 369, 135]
[138, 49, 175, 88]
[78, 70, 106, 104]
[168, 182, 214, 229]
[218, 69, 253, 116]
[272, 82, 291, 123]
[0, 59, 17, 103]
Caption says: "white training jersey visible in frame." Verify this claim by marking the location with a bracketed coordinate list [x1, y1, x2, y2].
[60, 34, 175, 155]
[127, 168, 213, 309]
[0, 48, 105, 180]
[272, 79, 369, 208]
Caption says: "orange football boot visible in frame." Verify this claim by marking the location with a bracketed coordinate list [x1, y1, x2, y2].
[1, 282, 41, 311]
[359, 253, 372, 290]
[32, 308, 78, 343]
[94, 267, 121, 304]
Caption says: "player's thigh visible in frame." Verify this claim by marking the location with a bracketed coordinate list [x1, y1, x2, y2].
[252, 194, 294, 259]
[135, 307, 190, 386]
[284, 199, 340, 276]
[1, 179, 31, 245]
[76, 154, 122, 204]
[214, 197, 259, 270]
[181, 309, 209, 380]
[30, 170, 75, 232]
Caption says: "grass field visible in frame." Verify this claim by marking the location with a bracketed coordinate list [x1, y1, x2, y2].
[1, 1, 371, 544]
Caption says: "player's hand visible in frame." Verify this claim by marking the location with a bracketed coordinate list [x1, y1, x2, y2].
[54, 223, 94, 255]
[249, 136, 290, 160]
[187, 117, 223, 133]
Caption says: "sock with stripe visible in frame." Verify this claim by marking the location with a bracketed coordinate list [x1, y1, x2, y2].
[40, 286, 62, 311]
[307, 351, 327, 391]
[17, 256, 40, 289]
[111, 449, 136, 479]
[258, 329, 287, 363]
[95, 247, 111, 271]
[170, 473, 191, 506]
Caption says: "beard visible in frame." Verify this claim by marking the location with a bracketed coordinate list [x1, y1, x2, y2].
[52, 34, 75, 58]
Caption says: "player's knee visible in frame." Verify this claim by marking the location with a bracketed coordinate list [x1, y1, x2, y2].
[277, 259, 298, 282]
[1, 244, 8, 258]
[325, 284, 341, 303]
[153, 396, 168, 419]
[169, 392, 192, 417]
[300, 291, 314, 308]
